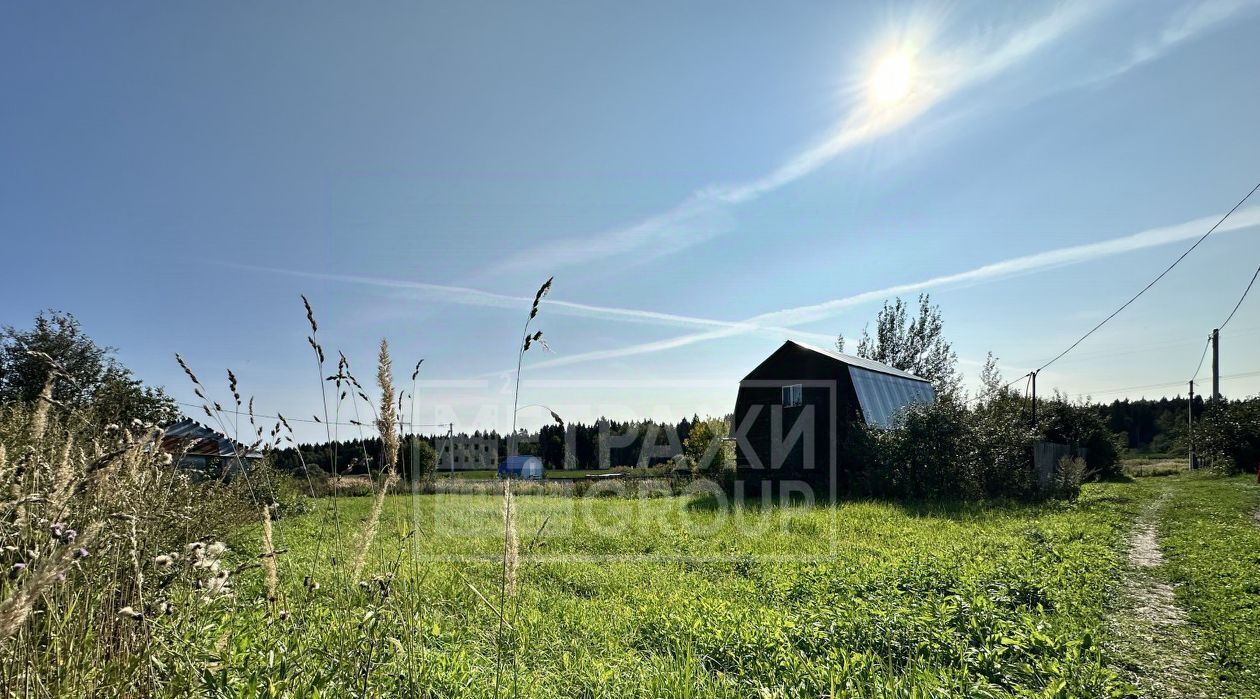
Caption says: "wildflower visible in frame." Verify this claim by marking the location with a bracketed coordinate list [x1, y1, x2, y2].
[118, 606, 143, 621]
[105, 424, 119, 432]
[62, 529, 77, 542]
[154, 555, 173, 568]
[56, 572, 65, 582]
[185, 542, 204, 559]
[206, 542, 227, 557]
[50, 522, 65, 538]
[205, 574, 231, 597]
[8, 563, 25, 579]
[75, 548, 89, 559]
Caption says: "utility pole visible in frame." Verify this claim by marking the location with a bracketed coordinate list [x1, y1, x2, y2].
[1188, 380, 1196, 470]
[1211, 328, 1221, 402]
[1030, 371, 1038, 430]
[447, 422, 455, 480]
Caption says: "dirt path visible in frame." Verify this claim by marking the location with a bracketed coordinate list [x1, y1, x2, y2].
[1106, 497, 1208, 698]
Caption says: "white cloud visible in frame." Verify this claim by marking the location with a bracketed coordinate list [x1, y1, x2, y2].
[1130, 0, 1260, 68]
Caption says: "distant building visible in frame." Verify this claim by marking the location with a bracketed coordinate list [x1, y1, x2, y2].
[733, 341, 935, 488]
[450, 435, 499, 470]
[161, 418, 263, 475]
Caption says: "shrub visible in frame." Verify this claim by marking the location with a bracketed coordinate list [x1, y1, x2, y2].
[858, 399, 976, 499]
[1054, 456, 1086, 500]
[1196, 397, 1260, 475]
[854, 391, 1057, 501]
[682, 417, 733, 477]
[1035, 393, 1123, 478]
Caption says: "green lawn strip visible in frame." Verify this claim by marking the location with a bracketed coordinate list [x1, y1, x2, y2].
[1157, 474, 1260, 695]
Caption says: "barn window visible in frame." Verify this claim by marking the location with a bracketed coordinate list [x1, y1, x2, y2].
[782, 384, 802, 408]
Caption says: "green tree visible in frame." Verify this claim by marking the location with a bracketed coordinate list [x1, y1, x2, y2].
[683, 417, 733, 476]
[403, 436, 439, 484]
[0, 310, 176, 426]
[1197, 397, 1260, 474]
[836, 294, 961, 397]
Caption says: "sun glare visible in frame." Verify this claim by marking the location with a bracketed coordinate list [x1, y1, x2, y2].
[868, 51, 914, 106]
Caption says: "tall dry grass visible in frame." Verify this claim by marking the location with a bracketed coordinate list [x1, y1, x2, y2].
[0, 397, 255, 694]
[350, 339, 401, 582]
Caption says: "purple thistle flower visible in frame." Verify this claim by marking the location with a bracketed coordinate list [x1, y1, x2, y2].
[9, 563, 26, 578]
[75, 548, 89, 559]
[62, 529, 77, 542]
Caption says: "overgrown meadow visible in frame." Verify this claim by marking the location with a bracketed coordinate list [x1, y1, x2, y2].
[3, 287, 1256, 698]
[1, 403, 1145, 698]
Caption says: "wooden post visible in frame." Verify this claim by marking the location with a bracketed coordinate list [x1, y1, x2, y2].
[1211, 329, 1221, 402]
[1188, 380, 1196, 470]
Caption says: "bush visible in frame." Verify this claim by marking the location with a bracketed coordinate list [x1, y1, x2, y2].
[1196, 397, 1260, 475]
[1054, 456, 1086, 500]
[1035, 394, 1123, 478]
[857, 399, 976, 499]
[682, 418, 733, 477]
[853, 390, 1097, 501]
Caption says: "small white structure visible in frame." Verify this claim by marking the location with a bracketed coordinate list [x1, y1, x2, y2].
[498, 455, 544, 480]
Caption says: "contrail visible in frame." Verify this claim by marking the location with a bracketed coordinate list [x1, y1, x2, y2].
[226, 262, 838, 344]
[517, 205, 1260, 373]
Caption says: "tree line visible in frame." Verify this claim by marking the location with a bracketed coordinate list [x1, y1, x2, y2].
[270, 414, 734, 476]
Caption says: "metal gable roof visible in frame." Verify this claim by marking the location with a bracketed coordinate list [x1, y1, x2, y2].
[781, 341, 936, 428]
[784, 340, 931, 382]
[162, 418, 261, 458]
[848, 366, 937, 428]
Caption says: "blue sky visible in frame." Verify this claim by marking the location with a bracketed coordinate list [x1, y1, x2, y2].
[3, 1, 1260, 439]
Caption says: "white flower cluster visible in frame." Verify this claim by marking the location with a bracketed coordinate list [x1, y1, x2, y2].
[183, 541, 233, 604]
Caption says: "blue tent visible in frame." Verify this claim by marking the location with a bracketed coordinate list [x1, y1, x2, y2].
[498, 455, 544, 480]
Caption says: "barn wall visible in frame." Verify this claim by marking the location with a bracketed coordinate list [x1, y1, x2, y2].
[733, 344, 861, 488]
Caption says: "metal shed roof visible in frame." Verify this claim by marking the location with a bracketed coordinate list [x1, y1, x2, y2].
[162, 418, 261, 458]
[784, 340, 931, 382]
[783, 341, 936, 428]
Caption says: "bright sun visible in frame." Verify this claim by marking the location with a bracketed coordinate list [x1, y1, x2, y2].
[868, 51, 914, 106]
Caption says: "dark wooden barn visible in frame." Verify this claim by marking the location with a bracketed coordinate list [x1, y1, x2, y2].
[732, 341, 935, 490]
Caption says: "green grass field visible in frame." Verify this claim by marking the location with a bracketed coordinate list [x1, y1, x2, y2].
[436, 466, 673, 480]
[21, 471, 1258, 697]
[193, 480, 1153, 697]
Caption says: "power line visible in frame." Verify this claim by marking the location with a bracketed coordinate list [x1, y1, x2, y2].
[1220, 264, 1260, 331]
[1074, 370, 1260, 399]
[1184, 256, 1258, 384]
[1189, 337, 1211, 382]
[1036, 180, 1260, 373]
